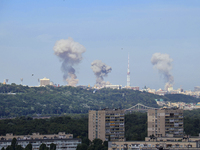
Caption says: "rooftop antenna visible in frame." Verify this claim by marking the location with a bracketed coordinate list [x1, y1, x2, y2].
[127, 54, 130, 87]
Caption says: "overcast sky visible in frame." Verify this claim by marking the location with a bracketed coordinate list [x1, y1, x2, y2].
[0, 0, 200, 90]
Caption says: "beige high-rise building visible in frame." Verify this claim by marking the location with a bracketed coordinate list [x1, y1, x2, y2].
[148, 108, 183, 137]
[88, 109, 125, 142]
[40, 77, 50, 86]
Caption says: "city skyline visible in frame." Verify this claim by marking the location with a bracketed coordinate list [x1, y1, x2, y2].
[0, 0, 200, 90]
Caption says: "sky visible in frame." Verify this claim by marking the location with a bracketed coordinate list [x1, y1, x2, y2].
[0, 0, 200, 90]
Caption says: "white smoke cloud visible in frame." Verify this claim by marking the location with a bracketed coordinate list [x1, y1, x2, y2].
[53, 37, 86, 86]
[151, 53, 174, 90]
[91, 60, 112, 87]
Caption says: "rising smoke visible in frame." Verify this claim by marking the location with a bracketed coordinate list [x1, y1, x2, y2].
[91, 60, 112, 87]
[151, 53, 174, 90]
[53, 37, 86, 86]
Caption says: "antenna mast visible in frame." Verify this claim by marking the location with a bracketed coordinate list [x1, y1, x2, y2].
[127, 54, 130, 87]
[20, 78, 23, 85]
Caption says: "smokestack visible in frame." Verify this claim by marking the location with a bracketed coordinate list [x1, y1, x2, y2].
[91, 60, 112, 87]
[151, 53, 174, 90]
[53, 37, 86, 86]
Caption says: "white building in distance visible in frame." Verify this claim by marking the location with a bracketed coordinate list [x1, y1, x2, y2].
[40, 77, 50, 87]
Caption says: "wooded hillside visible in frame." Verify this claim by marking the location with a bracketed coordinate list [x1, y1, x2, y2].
[0, 84, 199, 117]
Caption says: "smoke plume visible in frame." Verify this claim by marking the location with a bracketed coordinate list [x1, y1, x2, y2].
[91, 60, 112, 87]
[53, 37, 86, 86]
[151, 53, 174, 90]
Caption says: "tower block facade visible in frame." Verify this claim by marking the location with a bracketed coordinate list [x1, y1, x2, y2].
[88, 109, 125, 142]
[148, 108, 184, 137]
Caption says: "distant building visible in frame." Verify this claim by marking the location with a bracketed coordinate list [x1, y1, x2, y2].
[168, 87, 173, 92]
[108, 140, 200, 150]
[0, 132, 81, 150]
[77, 85, 88, 89]
[194, 86, 200, 92]
[195, 102, 200, 108]
[3, 79, 6, 85]
[148, 108, 183, 137]
[155, 90, 167, 96]
[0, 132, 72, 140]
[105, 85, 122, 89]
[169, 90, 178, 94]
[131, 86, 140, 90]
[40, 77, 50, 86]
[88, 109, 125, 142]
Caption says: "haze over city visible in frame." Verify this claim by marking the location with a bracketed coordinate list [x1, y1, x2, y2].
[0, 0, 200, 90]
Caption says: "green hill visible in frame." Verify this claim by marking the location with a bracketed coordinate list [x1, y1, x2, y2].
[0, 83, 199, 117]
[164, 94, 199, 103]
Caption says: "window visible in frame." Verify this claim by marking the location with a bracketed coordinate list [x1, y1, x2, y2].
[175, 144, 179, 148]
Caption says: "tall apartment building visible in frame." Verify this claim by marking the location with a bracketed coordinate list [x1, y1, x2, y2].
[88, 109, 125, 142]
[148, 108, 183, 137]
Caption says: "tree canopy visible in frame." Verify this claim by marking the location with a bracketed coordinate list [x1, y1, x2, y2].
[1, 84, 199, 117]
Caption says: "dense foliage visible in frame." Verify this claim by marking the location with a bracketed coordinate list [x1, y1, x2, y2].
[184, 109, 200, 136]
[77, 138, 108, 150]
[125, 112, 147, 141]
[0, 84, 162, 117]
[1, 84, 199, 117]
[0, 116, 88, 139]
[164, 94, 200, 103]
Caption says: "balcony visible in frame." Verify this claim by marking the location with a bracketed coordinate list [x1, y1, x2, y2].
[165, 113, 170, 116]
[178, 129, 183, 131]
[131, 145, 140, 148]
[111, 144, 117, 148]
[165, 122, 174, 125]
